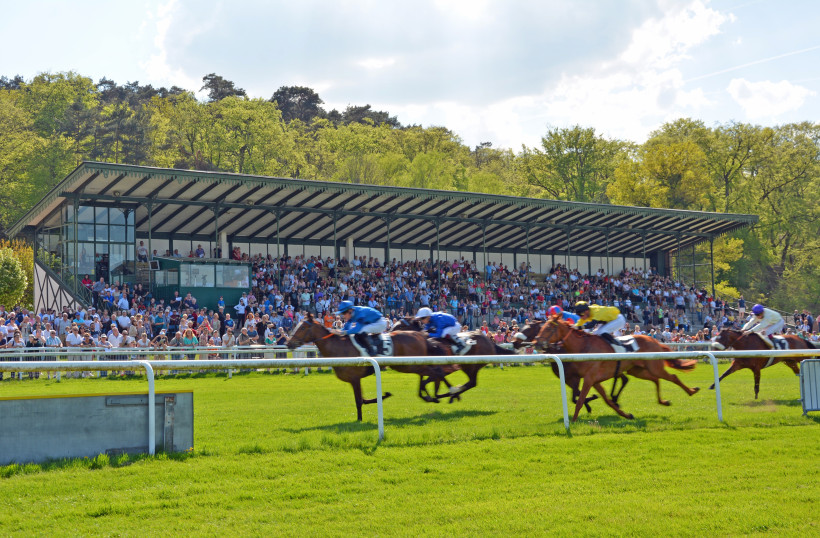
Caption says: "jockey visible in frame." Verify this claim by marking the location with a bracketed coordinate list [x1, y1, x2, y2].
[414, 307, 466, 354]
[336, 300, 388, 356]
[548, 304, 580, 324]
[573, 301, 626, 347]
[742, 304, 785, 349]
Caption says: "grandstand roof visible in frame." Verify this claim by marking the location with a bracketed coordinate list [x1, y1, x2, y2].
[10, 162, 758, 255]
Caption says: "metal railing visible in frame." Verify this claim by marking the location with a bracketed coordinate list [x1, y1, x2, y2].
[1, 348, 817, 444]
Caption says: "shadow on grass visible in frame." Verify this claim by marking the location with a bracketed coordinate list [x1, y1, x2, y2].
[0, 448, 199, 479]
[280, 409, 497, 435]
[731, 398, 802, 408]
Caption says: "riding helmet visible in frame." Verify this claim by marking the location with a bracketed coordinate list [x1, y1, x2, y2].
[752, 304, 764, 316]
[414, 307, 433, 319]
[548, 305, 563, 316]
[574, 302, 590, 315]
[336, 301, 355, 315]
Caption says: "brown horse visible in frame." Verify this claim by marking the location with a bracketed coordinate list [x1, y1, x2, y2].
[513, 320, 628, 412]
[534, 316, 700, 422]
[709, 328, 815, 399]
[391, 318, 517, 402]
[287, 315, 453, 420]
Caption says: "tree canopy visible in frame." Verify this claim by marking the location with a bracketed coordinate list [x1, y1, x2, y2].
[1, 71, 819, 311]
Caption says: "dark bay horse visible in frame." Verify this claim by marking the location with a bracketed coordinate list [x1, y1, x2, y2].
[534, 316, 700, 422]
[391, 317, 517, 402]
[710, 328, 815, 399]
[287, 315, 453, 420]
[513, 320, 629, 413]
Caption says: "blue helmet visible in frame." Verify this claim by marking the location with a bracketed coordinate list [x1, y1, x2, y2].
[752, 304, 764, 316]
[336, 301, 355, 315]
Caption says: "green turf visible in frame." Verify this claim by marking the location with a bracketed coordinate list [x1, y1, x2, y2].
[0, 363, 817, 536]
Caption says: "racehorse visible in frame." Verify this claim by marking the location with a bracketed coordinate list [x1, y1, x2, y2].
[534, 315, 700, 422]
[287, 315, 454, 420]
[513, 320, 628, 413]
[709, 328, 815, 399]
[391, 317, 517, 402]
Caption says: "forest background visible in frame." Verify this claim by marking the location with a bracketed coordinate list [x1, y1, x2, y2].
[1, 71, 818, 311]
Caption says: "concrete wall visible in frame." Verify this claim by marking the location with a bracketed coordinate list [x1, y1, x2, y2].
[0, 391, 193, 465]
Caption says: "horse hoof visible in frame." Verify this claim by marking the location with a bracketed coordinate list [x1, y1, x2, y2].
[626, 414, 635, 420]
[661, 401, 671, 406]
[691, 387, 700, 395]
[708, 384, 715, 390]
[383, 392, 393, 399]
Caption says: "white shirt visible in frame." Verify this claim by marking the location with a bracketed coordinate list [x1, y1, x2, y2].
[66, 333, 84, 346]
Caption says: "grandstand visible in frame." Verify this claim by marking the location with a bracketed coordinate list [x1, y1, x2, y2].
[8, 162, 757, 318]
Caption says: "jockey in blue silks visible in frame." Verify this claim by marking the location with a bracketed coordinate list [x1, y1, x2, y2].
[336, 301, 388, 355]
[414, 307, 466, 353]
[549, 305, 581, 324]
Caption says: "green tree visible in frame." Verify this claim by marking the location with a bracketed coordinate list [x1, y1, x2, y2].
[520, 126, 624, 202]
[0, 247, 27, 307]
[270, 86, 325, 123]
[200, 73, 246, 102]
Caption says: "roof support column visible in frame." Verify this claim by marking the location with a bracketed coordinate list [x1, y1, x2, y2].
[642, 233, 646, 273]
[482, 223, 487, 273]
[333, 213, 338, 289]
[435, 219, 441, 292]
[275, 210, 281, 283]
[605, 232, 610, 275]
[72, 198, 78, 294]
[676, 234, 682, 283]
[384, 217, 391, 267]
[525, 225, 530, 276]
[566, 228, 571, 270]
[213, 204, 220, 258]
[710, 236, 716, 299]
[147, 202, 153, 290]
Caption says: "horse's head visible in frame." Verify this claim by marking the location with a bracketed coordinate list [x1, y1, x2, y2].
[513, 320, 544, 349]
[534, 315, 570, 348]
[287, 315, 327, 349]
[391, 317, 422, 332]
[711, 328, 741, 350]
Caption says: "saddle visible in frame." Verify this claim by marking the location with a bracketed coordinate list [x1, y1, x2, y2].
[351, 333, 394, 357]
[600, 333, 640, 353]
[770, 335, 789, 351]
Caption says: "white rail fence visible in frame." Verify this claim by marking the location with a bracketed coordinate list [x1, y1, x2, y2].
[0, 348, 817, 447]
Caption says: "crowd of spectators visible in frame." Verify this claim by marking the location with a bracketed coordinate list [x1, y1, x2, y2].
[2, 253, 818, 378]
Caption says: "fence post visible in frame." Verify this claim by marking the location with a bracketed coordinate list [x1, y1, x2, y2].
[544, 354, 570, 431]
[700, 351, 723, 422]
[136, 361, 156, 455]
[366, 358, 385, 441]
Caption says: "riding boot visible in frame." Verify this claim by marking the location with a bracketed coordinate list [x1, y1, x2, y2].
[448, 336, 466, 355]
[354, 333, 371, 356]
[600, 332, 620, 348]
[367, 334, 380, 356]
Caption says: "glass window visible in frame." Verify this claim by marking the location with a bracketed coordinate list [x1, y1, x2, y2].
[215, 265, 249, 288]
[95, 224, 109, 242]
[110, 208, 126, 225]
[155, 269, 179, 286]
[127, 226, 134, 244]
[109, 225, 125, 242]
[77, 206, 95, 223]
[95, 207, 109, 224]
[77, 224, 94, 242]
[64, 206, 74, 223]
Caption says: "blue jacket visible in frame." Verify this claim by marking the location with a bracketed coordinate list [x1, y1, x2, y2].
[343, 306, 383, 334]
[424, 312, 458, 338]
[561, 311, 581, 323]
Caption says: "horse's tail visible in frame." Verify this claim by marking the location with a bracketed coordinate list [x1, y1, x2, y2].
[664, 358, 698, 371]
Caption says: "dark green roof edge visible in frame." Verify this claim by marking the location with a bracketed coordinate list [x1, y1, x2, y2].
[8, 161, 759, 237]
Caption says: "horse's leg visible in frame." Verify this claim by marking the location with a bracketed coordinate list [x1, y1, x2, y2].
[783, 359, 801, 376]
[709, 360, 741, 389]
[610, 374, 629, 404]
[417, 375, 440, 403]
[753, 366, 762, 398]
[649, 362, 700, 397]
[572, 378, 595, 422]
[591, 382, 634, 420]
[351, 380, 364, 422]
[439, 365, 481, 400]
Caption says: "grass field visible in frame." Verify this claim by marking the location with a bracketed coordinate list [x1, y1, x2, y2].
[0, 362, 818, 536]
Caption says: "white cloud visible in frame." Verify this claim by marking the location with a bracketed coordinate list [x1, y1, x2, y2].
[139, 0, 208, 95]
[727, 78, 815, 118]
[357, 58, 397, 70]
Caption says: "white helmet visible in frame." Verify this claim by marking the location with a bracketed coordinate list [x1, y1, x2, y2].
[414, 307, 433, 319]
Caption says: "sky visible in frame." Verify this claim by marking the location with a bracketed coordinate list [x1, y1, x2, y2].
[1, 0, 818, 149]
